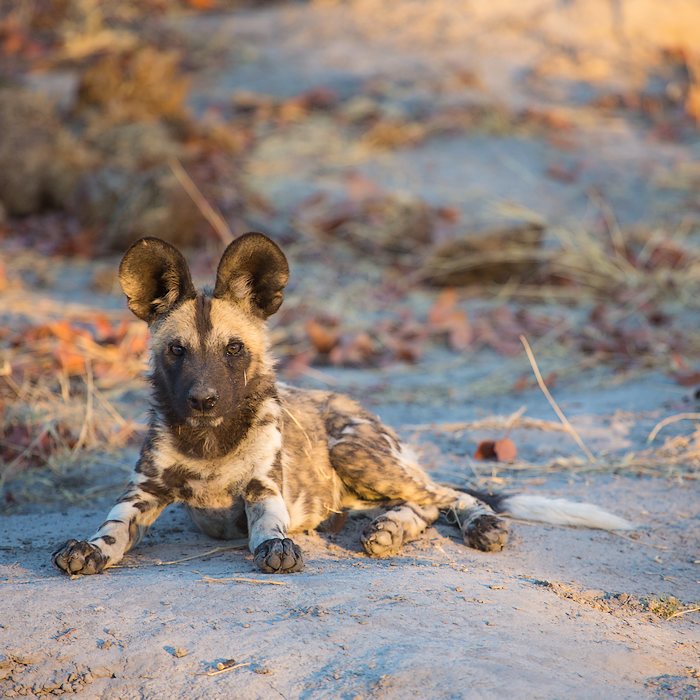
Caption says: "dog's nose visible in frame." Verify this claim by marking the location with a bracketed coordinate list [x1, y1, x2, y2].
[188, 389, 219, 412]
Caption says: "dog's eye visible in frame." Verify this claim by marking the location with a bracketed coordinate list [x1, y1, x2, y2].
[226, 341, 243, 357]
[169, 343, 186, 356]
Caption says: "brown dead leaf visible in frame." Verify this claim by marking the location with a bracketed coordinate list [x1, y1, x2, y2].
[474, 440, 497, 460]
[427, 289, 472, 351]
[512, 375, 531, 392]
[671, 371, 700, 387]
[329, 332, 376, 367]
[546, 161, 580, 183]
[494, 438, 517, 462]
[645, 241, 688, 270]
[428, 289, 459, 326]
[474, 438, 517, 462]
[48, 320, 88, 343]
[305, 318, 340, 354]
[55, 345, 86, 376]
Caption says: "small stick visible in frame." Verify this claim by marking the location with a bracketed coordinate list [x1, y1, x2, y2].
[199, 575, 287, 586]
[606, 530, 669, 550]
[665, 606, 700, 620]
[503, 405, 527, 438]
[519, 335, 595, 462]
[203, 661, 252, 677]
[298, 365, 338, 386]
[169, 157, 233, 245]
[588, 189, 627, 262]
[406, 416, 569, 434]
[54, 627, 77, 640]
[647, 413, 700, 443]
[155, 543, 248, 566]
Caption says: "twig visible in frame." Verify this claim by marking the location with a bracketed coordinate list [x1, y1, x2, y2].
[199, 575, 287, 586]
[519, 335, 595, 462]
[169, 157, 233, 245]
[503, 406, 527, 438]
[665, 606, 700, 620]
[297, 365, 338, 386]
[588, 189, 628, 263]
[606, 530, 669, 551]
[406, 414, 569, 434]
[647, 413, 700, 443]
[54, 627, 77, 640]
[154, 543, 248, 566]
[202, 661, 252, 677]
[445, 506, 463, 530]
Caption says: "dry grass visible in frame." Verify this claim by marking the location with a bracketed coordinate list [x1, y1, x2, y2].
[0, 289, 149, 488]
[547, 225, 700, 304]
[421, 216, 700, 305]
[480, 442, 700, 480]
[414, 410, 700, 480]
[538, 580, 700, 621]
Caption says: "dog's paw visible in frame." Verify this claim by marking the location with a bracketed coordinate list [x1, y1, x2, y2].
[52, 539, 108, 575]
[253, 538, 304, 573]
[463, 514, 509, 552]
[361, 516, 404, 557]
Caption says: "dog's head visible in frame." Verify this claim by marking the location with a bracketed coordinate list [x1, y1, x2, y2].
[119, 233, 288, 455]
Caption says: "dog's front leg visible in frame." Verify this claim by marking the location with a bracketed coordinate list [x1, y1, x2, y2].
[52, 480, 170, 576]
[245, 481, 304, 573]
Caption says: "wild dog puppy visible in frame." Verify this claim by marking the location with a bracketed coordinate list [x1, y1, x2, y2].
[53, 234, 631, 575]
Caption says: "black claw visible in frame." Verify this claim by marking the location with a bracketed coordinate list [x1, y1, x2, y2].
[254, 538, 304, 573]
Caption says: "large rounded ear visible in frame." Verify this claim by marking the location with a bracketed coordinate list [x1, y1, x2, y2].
[118, 237, 196, 323]
[213, 233, 289, 318]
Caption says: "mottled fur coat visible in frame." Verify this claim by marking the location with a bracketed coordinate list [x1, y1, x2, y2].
[53, 234, 630, 576]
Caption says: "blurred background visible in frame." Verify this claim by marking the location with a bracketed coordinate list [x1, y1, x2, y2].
[1, 0, 700, 505]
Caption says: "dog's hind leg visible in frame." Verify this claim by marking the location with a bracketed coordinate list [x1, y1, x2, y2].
[324, 395, 509, 553]
[447, 494, 509, 552]
[361, 503, 439, 557]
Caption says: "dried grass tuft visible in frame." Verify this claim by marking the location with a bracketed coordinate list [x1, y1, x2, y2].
[0, 293, 149, 487]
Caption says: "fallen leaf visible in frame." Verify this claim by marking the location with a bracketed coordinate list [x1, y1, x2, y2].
[305, 319, 340, 354]
[428, 289, 459, 326]
[427, 289, 472, 350]
[512, 375, 531, 392]
[55, 345, 86, 375]
[329, 332, 376, 367]
[671, 371, 700, 387]
[474, 440, 497, 460]
[494, 438, 517, 462]
[474, 437, 517, 462]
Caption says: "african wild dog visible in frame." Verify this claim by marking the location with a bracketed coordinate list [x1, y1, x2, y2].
[52, 234, 631, 575]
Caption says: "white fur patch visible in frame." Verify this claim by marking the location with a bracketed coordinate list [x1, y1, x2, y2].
[247, 495, 291, 551]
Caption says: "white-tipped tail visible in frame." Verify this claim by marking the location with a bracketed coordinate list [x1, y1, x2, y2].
[501, 495, 633, 531]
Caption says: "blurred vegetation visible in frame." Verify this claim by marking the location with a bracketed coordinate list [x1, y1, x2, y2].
[1, 0, 700, 498]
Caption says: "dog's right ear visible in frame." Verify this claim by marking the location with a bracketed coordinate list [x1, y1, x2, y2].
[119, 238, 196, 323]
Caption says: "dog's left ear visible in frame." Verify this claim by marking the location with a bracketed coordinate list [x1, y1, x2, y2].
[213, 233, 289, 318]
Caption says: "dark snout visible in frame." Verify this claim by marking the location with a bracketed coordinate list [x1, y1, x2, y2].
[188, 385, 220, 413]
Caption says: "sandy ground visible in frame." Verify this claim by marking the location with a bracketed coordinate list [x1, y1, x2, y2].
[2, 1, 700, 698]
[1, 357, 698, 699]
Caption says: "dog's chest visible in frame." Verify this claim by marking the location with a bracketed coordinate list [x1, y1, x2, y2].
[158, 454, 255, 509]
[185, 466, 252, 509]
